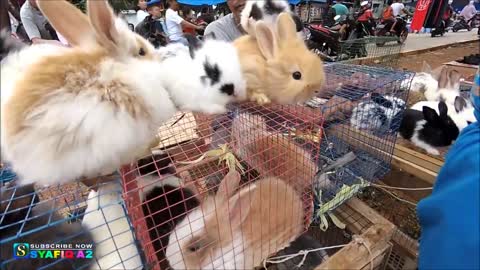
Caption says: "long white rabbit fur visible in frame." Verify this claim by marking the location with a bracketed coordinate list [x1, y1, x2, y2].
[82, 181, 143, 270]
[1, 0, 246, 185]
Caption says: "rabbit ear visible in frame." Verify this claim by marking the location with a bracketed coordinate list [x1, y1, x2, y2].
[255, 21, 277, 59]
[204, 31, 217, 40]
[227, 184, 257, 226]
[437, 66, 449, 89]
[448, 69, 461, 88]
[185, 34, 203, 58]
[454, 96, 467, 113]
[438, 101, 448, 117]
[216, 170, 241, 202]
[37, 0, 94, 46]
[423, 106, 440, 123]
[421, 61, 432, 74]
[276, 12, 297, 44]
[87, 0, 120, 51]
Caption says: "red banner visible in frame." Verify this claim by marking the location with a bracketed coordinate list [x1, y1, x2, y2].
[411, 0, 432, 31]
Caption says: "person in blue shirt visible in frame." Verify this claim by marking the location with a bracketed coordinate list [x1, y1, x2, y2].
[332, 0, 349, 16]
[417, 69, 480, 269]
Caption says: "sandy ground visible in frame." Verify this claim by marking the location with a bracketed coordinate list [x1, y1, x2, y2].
[398, 41, 479, 72]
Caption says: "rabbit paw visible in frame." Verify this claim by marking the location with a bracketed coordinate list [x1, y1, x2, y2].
[425, 146, 440, 156]
[250, 93, 271, 105]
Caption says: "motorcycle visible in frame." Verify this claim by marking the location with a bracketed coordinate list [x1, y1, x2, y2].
[452, 15, 473, 32]
[431, 18, 451, 37]
[304, 15, 354, 62]
[375, 15, 409, 45]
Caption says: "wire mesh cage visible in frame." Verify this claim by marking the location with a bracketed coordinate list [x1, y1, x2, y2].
[338, 37, 404, 68]
[120, 62, 413, 269]
[0, 62, 413, 270]
[310, 63, 413, 212]
[0, 178, 144, 270]
[121, 103, 323, 269]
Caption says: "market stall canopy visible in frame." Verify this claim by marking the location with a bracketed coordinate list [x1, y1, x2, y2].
[289, 0, 327, 4]
[178, 0, 226, 5]
[177, 0, 326, 5]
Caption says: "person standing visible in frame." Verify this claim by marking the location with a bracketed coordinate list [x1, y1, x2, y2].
[204, 0, 245, 42]
[165, 0, 204, 45]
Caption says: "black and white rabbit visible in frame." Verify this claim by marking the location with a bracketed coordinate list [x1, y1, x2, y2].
[350, 93, 406, 132]
[411, 96, 476, 132]
[1, 184, 94, 270]
[265, 233, 329, 270]
[400, 101, 459, 156]
[240, 0, 304, 35]
[136, 154, 200, 270]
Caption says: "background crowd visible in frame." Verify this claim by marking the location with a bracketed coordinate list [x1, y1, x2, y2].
[2, 0, 479, 49]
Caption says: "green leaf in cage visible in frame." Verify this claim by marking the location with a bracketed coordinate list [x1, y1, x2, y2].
[315, 179, 370, 230]
[319, 179, 370, 214]
[205, 144, 245, 174]
[319, 213, 329, 232]
[328, 212, 346, 230]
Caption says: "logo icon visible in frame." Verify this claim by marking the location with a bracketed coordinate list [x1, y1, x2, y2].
[13, 243, 29, 258]
[417, 0, 431, 11]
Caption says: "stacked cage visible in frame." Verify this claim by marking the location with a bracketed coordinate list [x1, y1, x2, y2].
[0, 174, 144, 270]
[121, 103, 323, 269]
[0, 62, 413, 270]
[120, 63, 413, 269]
[339, 36, 404, 67]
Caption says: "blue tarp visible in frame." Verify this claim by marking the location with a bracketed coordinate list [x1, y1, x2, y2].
[178, 0, 325, 6]
[178, 0, 226, 5]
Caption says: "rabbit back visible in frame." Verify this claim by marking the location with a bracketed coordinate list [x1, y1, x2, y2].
[82, 183, 143, 270]
[2, 50, 177, 185]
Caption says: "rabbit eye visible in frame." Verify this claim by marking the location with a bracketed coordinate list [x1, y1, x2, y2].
[292, 71, 302, 80]
[188, 242, 202, 252]
[138, 48, 146, 56]
[467, 121, 472, 125]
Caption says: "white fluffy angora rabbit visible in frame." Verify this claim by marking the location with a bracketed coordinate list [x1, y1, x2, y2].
[0, 0, 246, 185]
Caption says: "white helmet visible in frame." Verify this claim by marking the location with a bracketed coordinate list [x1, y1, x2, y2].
[361, 1, 369, 7]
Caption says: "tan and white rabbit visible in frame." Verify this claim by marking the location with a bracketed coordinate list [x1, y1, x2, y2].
[233, 12, 325, 105]
[1, 0, 246, 185]
[82, 181, 143, 270]
[165, 170, 304, 269]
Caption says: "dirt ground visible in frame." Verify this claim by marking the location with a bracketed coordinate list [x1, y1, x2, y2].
[398, 41, 479, 73]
